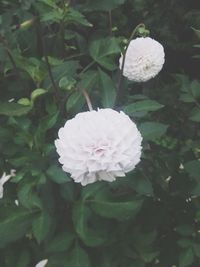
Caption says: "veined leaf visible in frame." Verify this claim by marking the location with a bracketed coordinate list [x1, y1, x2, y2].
[32, 211, 52, 243]
[98, 68, 116, 108]
[123, 100, 164, 115]
[0, 208, 38, 248]
[0, 102, 32, 116]
[139, 122, 168, 141]
[66, 244, 91, 267]
[89, 187, 143, 220]
[47, 231, 75, 253]
[89, 37, 120, 70]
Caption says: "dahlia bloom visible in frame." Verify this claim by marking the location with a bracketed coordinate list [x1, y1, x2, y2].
[55, 109, 142, 186]
[119, 37, 165, 82]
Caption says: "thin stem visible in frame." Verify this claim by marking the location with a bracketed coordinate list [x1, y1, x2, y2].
[0, 35, 18, 76]
[79, 61, 95, 76]
[117, 23, 145, 98]
[65, 53, 85, 60]
[60, 0, 67, 58]
[36, 18, 60, 102]
[44, 51, 60, 101]
[108, 11, 113, 36]
[60, 21, 65, 58]
[82, 89, 93, 111]
[0, 35, 27, 91]
[41, 36, 60, 102]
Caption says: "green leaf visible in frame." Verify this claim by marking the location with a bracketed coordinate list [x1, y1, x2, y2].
[0, 102, 32, 116]
[37, 112, 59, 133]
[123, 100, 164, 115]
[30, 88, 47, 102]
[41, 10, 63, 23]
[185, 160, 200, 179]
[89, 188, 143, 220]
[0, 208, 37, 248]
[13, 55, 45, 83]
[59, 77, 76, 90]
[193, 243, 200, 257]
[17, 182, 42, 209]
[47, 231, 75, 253]
[98, 68, 116, 108]
[190, 80, 200, 98]
[179, 248, 194, 267]
[130, 176, 154, 196]
[38, 0, 57, 8]
[139, 122, 168, 141]
[175, 74, 190, 91]
[190, 107, 200, 122]
[67, 8, 93, 27]
[44, 61, 79, 88]
[89, 37, 120, 70]
[17, 98, 31, 106]
[179, 93, 195, 103]
[177, 238, 193, 248]
[141, 251, 159, 263]
[66, 244, 91, 267]
[176, 224, 194, 236]
[60, 182, 76, 202]
[66, 91, 84, 112]
[83, 0, 125, 11]
[72, 201, 109, 246]
[47, 165, 71, 184]
[79, 70, 98, 90]
[16, 249, 31, 267]
[32, 211, 52, 243]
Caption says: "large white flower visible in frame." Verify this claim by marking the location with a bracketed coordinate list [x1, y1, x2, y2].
[0, 169, 16, 199]
[119, 37, 165, 82]
[55, 109, 142, 186]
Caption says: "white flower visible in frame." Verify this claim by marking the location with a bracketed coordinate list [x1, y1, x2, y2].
[55, 109, 142, 186]
[0, 169, 16, 199]
[35, 259, 48, 267]
[15, 199, 19, 206]
[119, 37, 165, 82]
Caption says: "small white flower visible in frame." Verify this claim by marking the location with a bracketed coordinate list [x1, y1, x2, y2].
[179, 163, 184, 170]
[0, 169, 16, 199]
[165, 176, 172, 182]
[35, 259, 48, 267]
[55, 109, 142, 186]
[8, 98, 15, 103]
[15, 199, 19, 206]
[119, 37, 165, 82]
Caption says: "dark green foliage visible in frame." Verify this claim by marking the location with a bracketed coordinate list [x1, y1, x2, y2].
[0, 0, 200, 266]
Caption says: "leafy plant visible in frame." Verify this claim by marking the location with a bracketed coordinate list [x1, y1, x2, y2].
[0, 0, 200, 267]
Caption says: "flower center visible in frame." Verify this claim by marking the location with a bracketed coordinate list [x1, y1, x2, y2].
[94, 147, 106, 155]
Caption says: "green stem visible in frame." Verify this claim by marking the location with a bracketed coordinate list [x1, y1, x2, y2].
[108, 10, 113, 36]
[116, 23, 145, 103]
[79, 61, 95, 76]
[0, 35, 18, 76]
[37, 18, 60, 103]
[42, 37, 60, 102]
[0, 35, 26, 91]
[188, 86, 200, 110]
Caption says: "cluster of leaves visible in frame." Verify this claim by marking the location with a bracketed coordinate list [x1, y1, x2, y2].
[0, 0, 200, 266]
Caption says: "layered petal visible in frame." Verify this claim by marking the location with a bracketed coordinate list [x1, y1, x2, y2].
[55, 109, 142, 186]
[119, 37, 165, 82]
